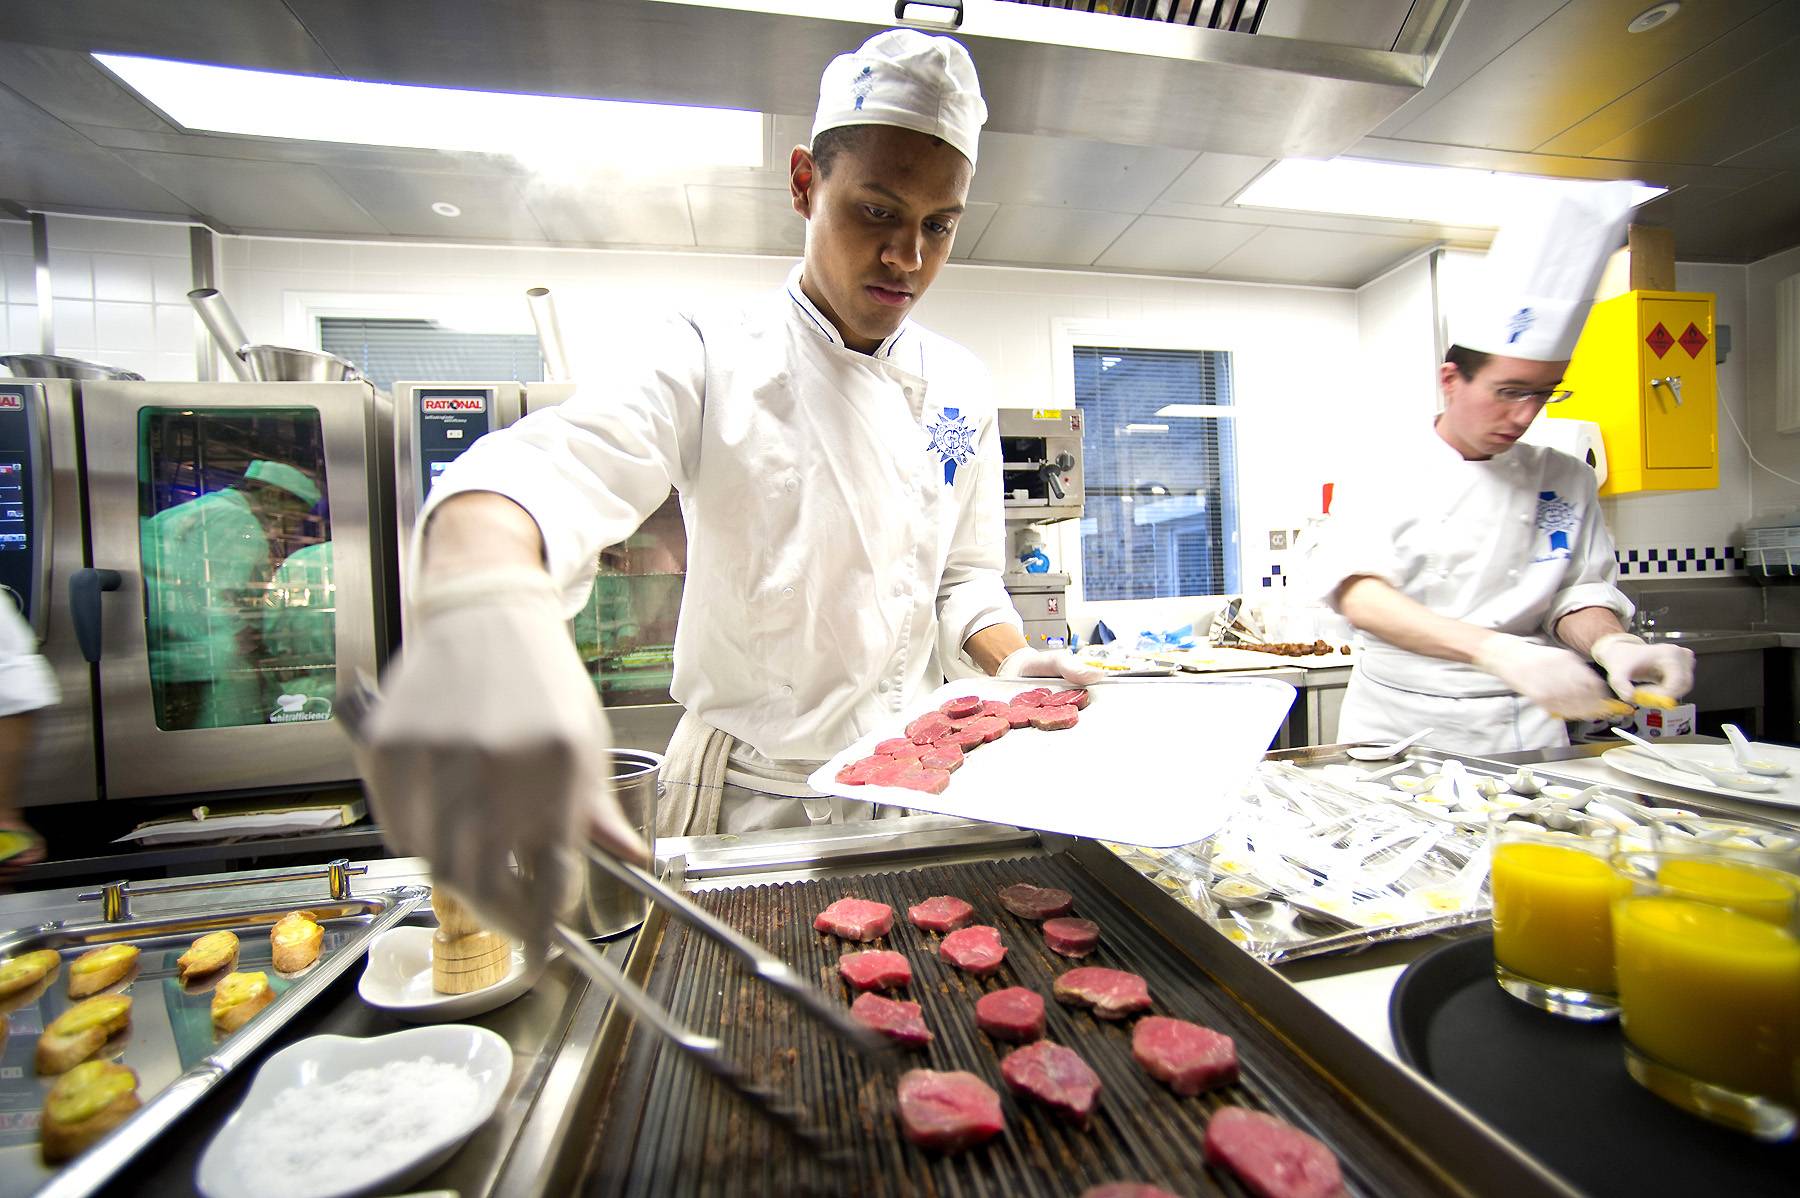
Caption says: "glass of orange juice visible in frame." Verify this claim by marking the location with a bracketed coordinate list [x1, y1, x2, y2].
[1612, 847, 1800, 1141]
[1489, 817, 1625, 1020]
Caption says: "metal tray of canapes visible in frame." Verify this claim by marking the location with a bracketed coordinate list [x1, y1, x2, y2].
[0, 860, 425, 1198]
[1104, 743, 1780, 964]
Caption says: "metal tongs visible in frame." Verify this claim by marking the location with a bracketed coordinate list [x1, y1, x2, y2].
[552, 847, 894, 1145]
[338, 676, 893, 1146]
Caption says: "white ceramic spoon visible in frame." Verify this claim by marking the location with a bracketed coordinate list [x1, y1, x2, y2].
[1723, 723, 1790, 777]
[1611, 727, 1779, 793]
[1346, 727, 1435, 761]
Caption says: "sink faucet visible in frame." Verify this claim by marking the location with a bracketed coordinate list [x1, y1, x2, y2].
[1631, 606, 1669, 639]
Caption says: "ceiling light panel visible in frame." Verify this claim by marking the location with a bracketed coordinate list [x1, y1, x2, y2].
[1235, 158, 1666, 228]
[93, 53, 763, 170]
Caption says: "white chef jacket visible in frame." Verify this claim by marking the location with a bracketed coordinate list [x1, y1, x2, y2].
[0, 595, 57, 718]
[422, 264, 1020, 766]
[1308, 421, 1631, 750]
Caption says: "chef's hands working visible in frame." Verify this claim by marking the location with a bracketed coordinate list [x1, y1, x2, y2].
[1472, 633, 1620, 719]
[1338, 576, 1696, 717]
[1589, 633, 1696, 706]
[346, 496, 646, 951]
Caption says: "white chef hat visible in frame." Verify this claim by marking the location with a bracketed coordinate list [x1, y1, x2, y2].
[812, 28, 987, 167]
[1452, 181, 1640, 361]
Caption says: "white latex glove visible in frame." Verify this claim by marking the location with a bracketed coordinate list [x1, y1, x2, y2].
[346, 567, 645, 950]
[1590, 632, 1697, 704]
[1472, 632, 1617, 720]
[997, 646, 1108, 686]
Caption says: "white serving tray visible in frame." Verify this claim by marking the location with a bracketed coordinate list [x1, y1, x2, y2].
[807, 676, 1296, 847]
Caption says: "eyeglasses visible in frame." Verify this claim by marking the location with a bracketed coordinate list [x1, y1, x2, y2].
[1493, 385, 1574, 405]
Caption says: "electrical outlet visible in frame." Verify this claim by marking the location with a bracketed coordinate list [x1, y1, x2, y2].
[1268, 529, 1288, 550]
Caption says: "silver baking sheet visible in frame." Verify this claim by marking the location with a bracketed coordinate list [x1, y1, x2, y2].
[0, 886, 425, 1198]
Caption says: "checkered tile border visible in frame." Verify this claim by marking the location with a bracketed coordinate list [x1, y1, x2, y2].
[1615, 546, 1741, 576]
[1256, 546, 1742, 587]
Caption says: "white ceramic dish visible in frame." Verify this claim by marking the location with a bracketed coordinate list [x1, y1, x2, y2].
[1602, 744, 1800, 808]
[807, 676, 1296, 848]
[195, 1024, 511, 1198]
[357, 925, 543, 1023]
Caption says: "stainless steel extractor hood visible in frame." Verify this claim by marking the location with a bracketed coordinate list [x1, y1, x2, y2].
[4, 0, 1465, 159]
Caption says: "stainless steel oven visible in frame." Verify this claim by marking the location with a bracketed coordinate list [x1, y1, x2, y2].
[0, 379, 98, 806]
[78, 381, 394, 800]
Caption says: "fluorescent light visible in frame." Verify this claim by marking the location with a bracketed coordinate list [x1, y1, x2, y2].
[1154, 403, 1236, 418]
[1234, 158, 1666, 228]
[93, 53, 763, 169]
[1123, 423, 1170, 433]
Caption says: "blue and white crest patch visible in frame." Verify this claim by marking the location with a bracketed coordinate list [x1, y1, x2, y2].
[927, 407, 977, 485]
[851, 65, 876, 111]
[1532, 490, 1577, 561]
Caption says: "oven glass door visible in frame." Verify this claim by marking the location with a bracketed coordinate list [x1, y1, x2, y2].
[138, 407, 336, 731]
[571, 492, 685, 707]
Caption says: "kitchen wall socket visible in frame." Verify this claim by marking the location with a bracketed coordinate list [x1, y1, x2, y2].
[1268, 530, 1288, 550]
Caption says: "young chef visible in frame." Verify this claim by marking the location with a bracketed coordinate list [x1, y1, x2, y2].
[349, 29, 1098, 937]
[1310, 184, 1695, 753]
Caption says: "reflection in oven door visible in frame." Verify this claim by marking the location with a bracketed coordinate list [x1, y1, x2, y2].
[80, 381, 394, 801]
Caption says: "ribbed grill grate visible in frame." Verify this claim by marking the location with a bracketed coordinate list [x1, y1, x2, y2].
[580, 854, 1446, 1197]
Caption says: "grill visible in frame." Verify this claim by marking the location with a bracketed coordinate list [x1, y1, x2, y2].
[576, 852, 1450, 1197]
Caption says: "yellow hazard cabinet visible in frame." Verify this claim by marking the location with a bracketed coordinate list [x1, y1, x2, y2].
[1550, 289, 1717, 495]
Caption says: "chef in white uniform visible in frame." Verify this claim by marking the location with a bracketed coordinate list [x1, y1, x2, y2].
[349, 30, 1098, 937]
[1311, 184, 1695, 754]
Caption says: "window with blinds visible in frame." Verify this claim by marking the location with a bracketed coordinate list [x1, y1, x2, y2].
[318, 317, 544, 392]
[1073, 345, 1239, 600]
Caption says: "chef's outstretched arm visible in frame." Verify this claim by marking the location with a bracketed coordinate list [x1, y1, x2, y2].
[1335, 575, 1619, 718]
[346, 490, 648, 952]
[1553, 605, 1696, 703]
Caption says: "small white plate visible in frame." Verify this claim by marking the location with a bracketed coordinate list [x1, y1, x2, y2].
[196, 1024, 511, 1198]
[357, 925, 543, 1023]
[1602, 745, 1800, 808]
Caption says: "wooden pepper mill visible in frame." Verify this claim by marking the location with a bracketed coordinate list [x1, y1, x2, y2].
[430, 885, 514, 994]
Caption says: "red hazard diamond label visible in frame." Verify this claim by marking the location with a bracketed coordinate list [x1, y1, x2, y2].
[1645, 322, 1675, 358]
[1678, 322, 1709, 358]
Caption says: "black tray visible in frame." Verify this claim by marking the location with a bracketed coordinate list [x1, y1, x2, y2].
[1388, 933, 1797, 1196]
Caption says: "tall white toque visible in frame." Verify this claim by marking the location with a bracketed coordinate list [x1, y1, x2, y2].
[811, 28, 987, 167]
[1453, 181, 1641, 362]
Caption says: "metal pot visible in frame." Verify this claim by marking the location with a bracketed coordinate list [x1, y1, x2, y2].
[237, 344, 361, 383]
[573, 748, 661, 938]
[0, 353, 144, 381]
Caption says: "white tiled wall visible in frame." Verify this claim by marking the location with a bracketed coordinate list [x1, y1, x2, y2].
[14, 215, 1778, 643]
[39, 216, 197, 381]
[1743, 243, 1800, 522]
[0, 220, 39, 355]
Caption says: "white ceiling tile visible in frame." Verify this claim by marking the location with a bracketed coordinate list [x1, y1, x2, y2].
[969, 133, 1197, 212]
[1156, 152, 1275, 207]
[325, 167, 548, 242]
[1207, 227, 1432, 287]
[968, 206, 1134, 267]
[110, 151, 387, 235]
[686, 185, 805, 255]
[948, 202, 999, 260]
[1094, 216, 1261, 274]
[526, 182, 697, 247]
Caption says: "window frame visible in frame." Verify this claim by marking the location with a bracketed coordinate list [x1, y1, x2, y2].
[1047, 318, 1245, 621]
